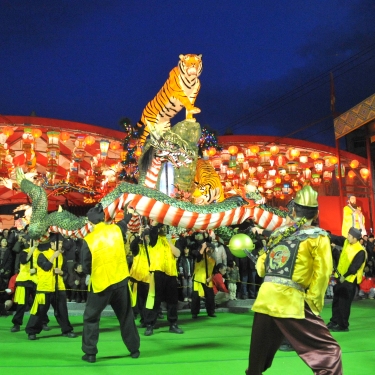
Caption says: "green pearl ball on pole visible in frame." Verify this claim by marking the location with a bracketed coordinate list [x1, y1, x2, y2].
[228, 233, 255, 258]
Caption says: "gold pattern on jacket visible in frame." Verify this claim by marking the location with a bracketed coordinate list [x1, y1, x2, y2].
[252, 234, 333, 318]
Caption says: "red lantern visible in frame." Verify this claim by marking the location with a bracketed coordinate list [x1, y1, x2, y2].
[60, 132, 70, 142]
[269, 144, 279, 155]
[110, 141, 121, 150]
[310, 151, 320, 160]
[290, 148, 300, 158]
[85, 135, 96, 146]
[348, 170, 356, 179]
[208, 147, 217, 156]
[360, 168, 369, 179]
[248, 145, 260, 154]
[349, 160, 359, 169]
[2, 126, 14, 138]
[31, 129, 42, 138]
[228, 145, 238, 155]
[275, 154, 286, 167]
[329, 155, 338, 165]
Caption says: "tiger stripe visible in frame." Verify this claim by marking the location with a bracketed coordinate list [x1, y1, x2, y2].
[193, 159, 224, 204]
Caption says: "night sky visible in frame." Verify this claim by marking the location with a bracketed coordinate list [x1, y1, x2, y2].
[1, 0, 375, 147]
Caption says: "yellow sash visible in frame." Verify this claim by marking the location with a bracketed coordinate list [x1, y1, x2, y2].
[14, 286, 26, 304]
[129, 281, 137, 307]
[193, 281, 205, 297]
[145, 272, 156, 309]
[30, 293, 46, 315]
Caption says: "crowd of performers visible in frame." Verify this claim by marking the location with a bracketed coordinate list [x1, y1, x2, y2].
[0, 184, 373, 374]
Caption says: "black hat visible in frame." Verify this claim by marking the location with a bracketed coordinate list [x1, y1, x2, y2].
[348, 227, 362, 240]
[87, 204, 105, 224]
[62, 238, 74, 251]
[49, 232, 64, 243]
[206, 242, 215, 250]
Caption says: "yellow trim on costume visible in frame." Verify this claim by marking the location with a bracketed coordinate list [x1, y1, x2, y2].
[30, 294, 46, 315]
[14, 286, 26, 304]
[146, 272, 155, 309]
[129, 281, 137, 307]
[193, 281, 205, 297]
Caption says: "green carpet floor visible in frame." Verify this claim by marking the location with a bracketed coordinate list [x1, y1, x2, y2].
[1, 300, 374, 375]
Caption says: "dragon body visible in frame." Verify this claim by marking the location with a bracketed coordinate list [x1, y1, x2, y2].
[18, 168, 287, 241]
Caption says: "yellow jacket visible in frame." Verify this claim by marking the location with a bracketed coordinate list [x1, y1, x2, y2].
[16, 248, 37, 285]
[149, 236, 178, 276]
[193, 255, 215, 287]
[252, 227, 333, 318]
[342, 205, 365, 237]
[84, 222, 129, 293]
[36, 249, 66, 292]
[336, 240, 366, 284]
[161, 236, 178, 277]
[130, 243, 151, 283]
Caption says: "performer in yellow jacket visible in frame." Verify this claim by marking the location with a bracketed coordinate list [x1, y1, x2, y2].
[129, 227, 153, 328]
[246, 185, 342, 375]
[25, 233, 76, 340]
[327, 226, 366, 332]
[81, 204, 140, 363]
[139, 221, 183, 336]
[342, 195, 366, 237]
[190, 238, 216, 318]
[10, 238, 49, 332]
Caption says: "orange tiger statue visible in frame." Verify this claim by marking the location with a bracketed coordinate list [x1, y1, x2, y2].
[137, 54, 203, 145]
[192, 159, 224, 205]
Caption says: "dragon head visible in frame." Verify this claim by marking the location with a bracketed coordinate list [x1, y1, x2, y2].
[16, 167, 38, 186]
[150, 130, 194, 168]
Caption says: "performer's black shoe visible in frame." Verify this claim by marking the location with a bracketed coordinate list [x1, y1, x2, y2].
[11, 325, 20, 332]
[42, 324, 51, 331]
[130, 350, 140, 358]
[62, 331, 78, 338]
[208, 313, 217, 318]
[82, 354, 96, 363]
[279, 343, 294, 351]
[326, 321, 338, 329]
[192, 314, 198, 319]
[169, 324, 184, 334]
[331, 325, 349, 332]
[28, 334, 37, 340]
[144, 325, 154, 336]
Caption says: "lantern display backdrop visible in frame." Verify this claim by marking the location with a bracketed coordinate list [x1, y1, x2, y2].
[0, 119, 371, 209]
